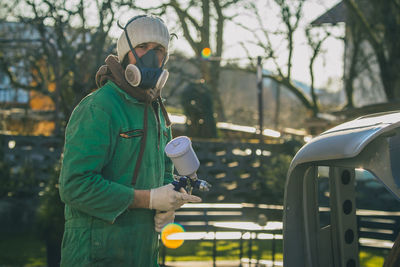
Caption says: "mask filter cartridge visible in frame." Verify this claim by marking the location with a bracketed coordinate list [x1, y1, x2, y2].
[124, 48, 169, 90]
[125, 64, 169, 90]
[125, 64, 141, 87]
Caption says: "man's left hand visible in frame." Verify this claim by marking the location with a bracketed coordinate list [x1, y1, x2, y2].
[154, 210, 175, 232]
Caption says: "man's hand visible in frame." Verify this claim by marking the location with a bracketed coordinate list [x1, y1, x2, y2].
[149, 184, 201, 211]
[154, 210, 175, 232]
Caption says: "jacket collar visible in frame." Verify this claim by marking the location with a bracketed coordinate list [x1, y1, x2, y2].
[107, 81, 141, 104]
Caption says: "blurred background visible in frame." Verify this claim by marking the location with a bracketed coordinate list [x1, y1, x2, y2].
[0, 0, 399, 266]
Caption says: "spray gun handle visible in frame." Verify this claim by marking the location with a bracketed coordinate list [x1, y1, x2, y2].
[172, 176, 189, 192]
[172, 175, 212, 193]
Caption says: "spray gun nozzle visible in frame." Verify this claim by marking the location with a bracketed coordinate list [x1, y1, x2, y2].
[194, 179, 212, 192]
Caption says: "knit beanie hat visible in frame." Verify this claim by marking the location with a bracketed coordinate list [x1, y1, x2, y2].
[117, 15, 170, 63]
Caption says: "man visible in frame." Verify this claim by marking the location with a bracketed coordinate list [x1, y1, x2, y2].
[59, 15, 201, 266]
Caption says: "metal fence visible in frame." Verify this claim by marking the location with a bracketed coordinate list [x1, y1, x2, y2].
[0, 134, 298, 200]
[0, 134, 297, 233]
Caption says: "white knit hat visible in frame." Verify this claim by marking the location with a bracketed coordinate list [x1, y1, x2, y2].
[117, 15, 170, 63]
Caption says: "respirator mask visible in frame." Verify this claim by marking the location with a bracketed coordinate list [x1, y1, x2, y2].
[119, 15, 169, 91]
[124, 49, 169, 91]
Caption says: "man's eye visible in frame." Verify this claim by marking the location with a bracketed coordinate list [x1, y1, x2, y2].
[155, 47, 165, 54]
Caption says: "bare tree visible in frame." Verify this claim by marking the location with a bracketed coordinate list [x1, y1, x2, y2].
[343, 0, 400, 102]
[0, 0, 135, 134]
[133, 0, 244, 122]
[342, 19, 361, 108]
[306, 26, 331, 114]
[239, 0, 331, 117]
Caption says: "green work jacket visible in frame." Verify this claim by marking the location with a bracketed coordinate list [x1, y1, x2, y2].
[59, 81, 174, 266]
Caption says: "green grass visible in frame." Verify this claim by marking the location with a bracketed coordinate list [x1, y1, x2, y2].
[359, 248, 388, 267]
[0, 233, 388, 266]
[162, 240, 386, 266]
[161, 239, 281, 263]
[0, 232, 47, 266]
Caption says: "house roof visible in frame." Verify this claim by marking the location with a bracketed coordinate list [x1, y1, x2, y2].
[311, 1, 347, 26]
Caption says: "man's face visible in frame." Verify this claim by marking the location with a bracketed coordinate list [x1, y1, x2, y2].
[128, 42, 166, 68]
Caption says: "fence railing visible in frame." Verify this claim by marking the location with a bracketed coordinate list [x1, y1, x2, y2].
[0, 134, 298, 203]
[1, 134, 398, 253]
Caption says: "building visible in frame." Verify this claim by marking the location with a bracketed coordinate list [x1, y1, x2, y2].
[311, 1, 392, 110]
[0, 21, 58, 135]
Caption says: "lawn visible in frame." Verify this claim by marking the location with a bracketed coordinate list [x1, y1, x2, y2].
[0, 233, 388, 266]
[359, 248, 389, 267]
[0, 232, 46, 266]
[161, 239, 387, 266]
[161, 239, 283, 263]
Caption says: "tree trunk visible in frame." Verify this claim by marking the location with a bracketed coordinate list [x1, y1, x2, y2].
[209, 61, 225, 122]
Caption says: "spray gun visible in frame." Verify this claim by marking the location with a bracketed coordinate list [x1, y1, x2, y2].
[165, 136, 211, 194]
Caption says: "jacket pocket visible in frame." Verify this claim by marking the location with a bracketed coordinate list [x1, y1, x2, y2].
[113, 128, 144, 170]
[90, 221, 158, 266]
[61, 226, 91, 266]
[119, 129, 144, 139]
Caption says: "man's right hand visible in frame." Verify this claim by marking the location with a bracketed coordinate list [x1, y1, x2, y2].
[149, 184, 201, 211]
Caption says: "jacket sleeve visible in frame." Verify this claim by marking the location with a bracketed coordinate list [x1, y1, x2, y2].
[59, 103, 134, 223]
[163, 127, 174, 185]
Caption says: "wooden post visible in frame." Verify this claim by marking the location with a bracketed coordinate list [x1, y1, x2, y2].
[257, 56, 263, 141]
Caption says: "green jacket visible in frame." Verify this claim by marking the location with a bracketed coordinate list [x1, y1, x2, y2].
[59, 81, 174, 266]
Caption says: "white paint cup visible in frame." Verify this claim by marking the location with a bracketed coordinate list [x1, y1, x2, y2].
[165, 136, 200, 178]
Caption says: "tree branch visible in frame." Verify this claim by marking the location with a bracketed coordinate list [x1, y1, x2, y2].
[265, 74, 313, 111]
[342, 0, 381, 50]
[169, 0, 200, 53]
[0, 56, 40, 91]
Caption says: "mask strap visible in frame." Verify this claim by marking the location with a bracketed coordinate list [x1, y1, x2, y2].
[160, 54, 167, 68]
[118, 15, 167, 68]
[123, 29, 144, 66]
[119, 15, 148, 65]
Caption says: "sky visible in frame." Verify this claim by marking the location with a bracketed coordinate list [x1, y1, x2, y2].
[8, 0, 343, 93]
[222, 0, 345, 91]
[107, 0, 345, 93]
[5, 0, 345, 92]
